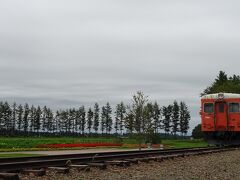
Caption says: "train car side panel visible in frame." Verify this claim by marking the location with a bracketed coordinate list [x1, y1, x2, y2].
[214, 102, 228, 131]
[201, 99, 215, 132]
[227, 99, 240, 132]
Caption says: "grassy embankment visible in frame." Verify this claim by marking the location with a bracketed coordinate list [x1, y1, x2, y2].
[0, 137, 207, 158]
[0, 136, 125, 153]
[0, 153, 43, 158]
[0, 137, 119, 158]
[162, 139, 208, 149]
[0, 137, 117, 149]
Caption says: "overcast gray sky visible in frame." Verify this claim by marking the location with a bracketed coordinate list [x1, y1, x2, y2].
[1, 0, 240, 132]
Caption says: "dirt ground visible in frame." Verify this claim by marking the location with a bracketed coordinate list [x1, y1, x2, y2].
[20, 149, 240, 180]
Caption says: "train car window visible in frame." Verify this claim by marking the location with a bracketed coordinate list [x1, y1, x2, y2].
[229, 103, 240, 113]
[204, 103, 214, 113]
[219, 103, 224, 113]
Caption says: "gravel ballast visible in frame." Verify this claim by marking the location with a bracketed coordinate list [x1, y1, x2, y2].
[20, 149, 240, 180]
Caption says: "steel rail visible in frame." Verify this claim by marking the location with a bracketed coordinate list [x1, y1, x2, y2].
[0, 146, 216, 163]
[0, 146, 235, 172]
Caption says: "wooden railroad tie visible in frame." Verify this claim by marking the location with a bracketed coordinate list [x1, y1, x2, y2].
[171, 154, 185, 158]
[21, 169, 46, 177]
[0, 173, 19, 180]
[166, 154, 183, 159]
[195, 151, 205, 155]
[134, 158, 150, 163]
[155, 155, 179, 161]
[124, 159, 139, 164]
[202, 150, 214, 154]
[184, 152, 200, 156]
[105, 160, 131, 167]
[87, 163, 107, 170]
[48, 167, 70, 174]
[155, 156, 164, 162]
[147, 157, 158, 161]
[214, 150, 222, 153]
[69, 165, 90, 171]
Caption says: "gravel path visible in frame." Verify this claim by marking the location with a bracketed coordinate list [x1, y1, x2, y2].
[20, 149, 240, 180]
[0, 148, 140, 155]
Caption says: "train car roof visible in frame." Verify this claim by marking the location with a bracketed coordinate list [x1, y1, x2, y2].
[201, 93, 240, 99]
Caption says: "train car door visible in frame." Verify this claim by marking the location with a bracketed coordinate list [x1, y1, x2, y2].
[215, 102, 228, 131]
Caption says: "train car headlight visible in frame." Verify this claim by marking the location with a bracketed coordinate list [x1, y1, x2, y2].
[218, 93, 224, 100]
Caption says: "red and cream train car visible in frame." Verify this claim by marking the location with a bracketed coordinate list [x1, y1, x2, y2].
[200, 93, 240, 144]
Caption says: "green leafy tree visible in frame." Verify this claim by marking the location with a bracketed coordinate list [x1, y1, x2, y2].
[152, 102, 161, 133]
[0, 102, 12, 133]
[75, 108, 81, 133]
[16, 104, 23, 131]
[115, 102, 126, 135]
[79, 106, 86, 134]
[171, 101, 180, 135]
[101, 106, 107, 134]
[55, 111, 61, 133]
[179, 102, 190, 136]
[59, 110, 69, 133]
[0, 102, 3, 129]
[105, 102, 112, 134]
[65, 109, 71, 133]
[29, 105, 36, 132]
[68, 108, 76, 133]
[143, 103, 155, 143]
[3, 102, 12, 131]
[42, 106, 48, 132]
[202, 71, 240, 95]
[93, 103, 100, 133]
[23, 103, 30, 133]
[192, 124, 204, 139]
[34, 106, 42, 134]
[126, 91, 149, 150]
[162, 105, 172, 135]
[52, 111, 58, 134]
[114, 105, 120, 134]
[46, 108, 54, 133]
[11, 103, 17, 131]
[87, 108, 94, 133]
[124, 112, 134, 134]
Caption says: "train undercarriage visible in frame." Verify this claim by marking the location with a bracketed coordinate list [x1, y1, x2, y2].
[204, 132, 240, 146]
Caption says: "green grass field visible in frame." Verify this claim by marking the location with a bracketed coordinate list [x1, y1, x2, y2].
[0, 137, 120, 149]
[0, 136, 207, 151]
[162, 139, 208, 149]
[0, 153, 43, 158]
[0, 137, 208, 158]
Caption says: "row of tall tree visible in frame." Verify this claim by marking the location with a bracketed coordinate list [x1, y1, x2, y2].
[124, 92, 190, 140]
[0, 93, 190, 136]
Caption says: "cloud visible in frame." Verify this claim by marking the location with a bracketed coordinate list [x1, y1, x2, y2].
[0, 0, 240, 132]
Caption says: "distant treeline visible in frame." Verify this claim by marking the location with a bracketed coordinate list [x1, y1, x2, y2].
[0, 100, 190, 137]
[202, 71, 240, 96]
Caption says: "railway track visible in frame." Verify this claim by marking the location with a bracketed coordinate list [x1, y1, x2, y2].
[0, 146, 238, 180]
